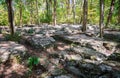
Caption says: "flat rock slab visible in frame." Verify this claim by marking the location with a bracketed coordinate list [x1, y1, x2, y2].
[0, 41, 27, 63]
[55, 34, 117, 56]
[54, 75, 72, 78]
[104, 31, 120, 41]
[64, 59, 120, 78]
[25, 35, 56, 49]
[70, 46, 106, 61]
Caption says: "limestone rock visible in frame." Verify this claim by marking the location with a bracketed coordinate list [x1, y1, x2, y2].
[55, 34, 117, 56]
[104, 31, 120, 41]
[0, 41, 27, 63]
[55, 75, 72, 78]
[71, 46, 106, 61]
[65, 66, 86, 78]
[26, 35, 56, 49]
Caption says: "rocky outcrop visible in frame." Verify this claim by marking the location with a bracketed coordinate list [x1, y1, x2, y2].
[104, 31, 120, 41]
[55, 34, 117, 56]
[25, 35, 56, 49]
[0, 41, 27, 63]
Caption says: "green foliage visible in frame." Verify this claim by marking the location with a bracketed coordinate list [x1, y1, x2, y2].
[40, 13, 52, 23]
[27, 56, 40, 70]
[27, 28, 35, 34]
[4, 32, 21, 42]
[0, 6, 8, 25]
[0, 0, 119, 29]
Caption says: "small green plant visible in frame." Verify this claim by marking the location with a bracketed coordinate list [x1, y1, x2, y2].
[4, 32, 21, 42]
[70, 42, 77, 47]
[27, 28, 35, 34]
[27, 56, 40, 70]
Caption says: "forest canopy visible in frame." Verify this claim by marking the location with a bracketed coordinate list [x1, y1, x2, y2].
[0, 0, 120, 30]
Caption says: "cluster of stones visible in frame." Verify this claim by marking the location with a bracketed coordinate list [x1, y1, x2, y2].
[0, 24, 120, 78]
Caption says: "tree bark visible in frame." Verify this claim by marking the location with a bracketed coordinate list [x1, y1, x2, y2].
[46, 0, 49, 16]
[30, 2, 33, 24]
[118, 0, 120, 24]
[66, 0, 70, 22]
[19, 0, 22, 26]
[82, 0, 88, 32]
[105, 0, 115, 28]
[36, 0, 40, 25]
[6, 0, 14, 35]
[99, 0, 104, 38]
[53, 0, 56, 26]
[72, 0, 76, 24]
[46, 0, 51, 23]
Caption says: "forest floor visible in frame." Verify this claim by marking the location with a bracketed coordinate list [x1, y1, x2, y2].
[0, 24, 120, 78]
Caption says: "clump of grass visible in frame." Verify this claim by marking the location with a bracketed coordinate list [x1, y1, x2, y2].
[27, 56, 40, 70]
[4, 32, 21, 42]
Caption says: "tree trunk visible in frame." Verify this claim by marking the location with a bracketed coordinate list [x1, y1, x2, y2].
[30, 2, 33, 24]
[99, 0, 104, 38]
[66, 0, 70, 22]
[19, 0, 22, 26]
[53, 0, 56, 26]
[80, 0, 83, 24]
[82, 0, 88, 32]
[36, 0, 40, 25]
[105, 0, 115, 28]
[6, 0, 14, 35]
[72, 0, 76, 24]
[46, 0, 49, 16]
[118, 0, 120, 24]
[46, 0, 51, 24]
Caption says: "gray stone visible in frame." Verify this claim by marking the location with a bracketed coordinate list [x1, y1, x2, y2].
[98, 74, 110, 78]
[55, 25, 82, 35]
[71, 46, 106, 61]
[55, 34, 117, 56]
[65, 60, 78, 66]
[80, 63, 96, 70]
[0, 41, 27, 63]
[98, 64, 112, 72]
[104, 31, 120, 41]
[55, 75, 72, 78]
[59, 51, 82, 61]
[65, 66, 86, 78]
[26, 35, 55, 49]
[112, 71, 120, 78]
[51, 69, 65, 76]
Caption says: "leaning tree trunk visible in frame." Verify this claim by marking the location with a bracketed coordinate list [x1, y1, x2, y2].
[105, 0, 115, 28]
[53, 0, 56, 26]
[6, 0, 14, 35]
[82, 0, 88, 32]
[99, 0, 104, 38]
[72, 0, 76, 24]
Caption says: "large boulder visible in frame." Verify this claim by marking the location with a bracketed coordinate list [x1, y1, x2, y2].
[0, 41, 27, 63]
[25, 35, 56, 49]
